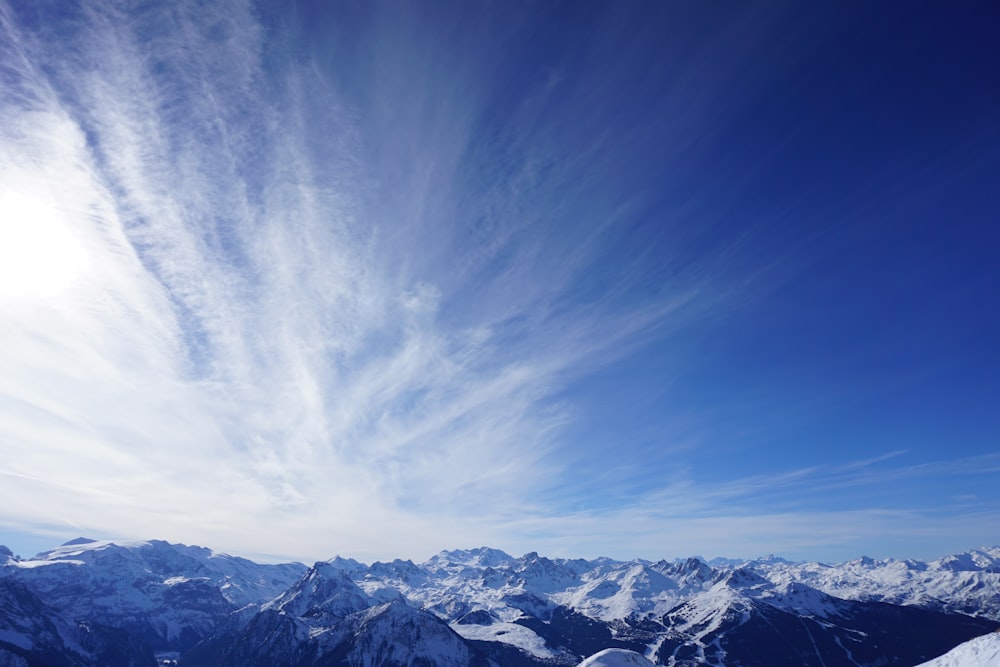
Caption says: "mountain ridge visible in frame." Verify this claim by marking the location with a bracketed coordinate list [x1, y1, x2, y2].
[2, 538, 998, 666]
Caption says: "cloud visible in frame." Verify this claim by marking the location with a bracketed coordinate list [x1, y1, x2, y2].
[0, 0, 722, 562]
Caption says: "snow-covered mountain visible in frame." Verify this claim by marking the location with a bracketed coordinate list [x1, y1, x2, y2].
[759, 547, 1000, 620]
[2, 539, 998, 666]
[184, 560, 497, 667]
[1, 538, 305, 654]
[651, 573, 993, 666]
[914, 632, 1000, 667]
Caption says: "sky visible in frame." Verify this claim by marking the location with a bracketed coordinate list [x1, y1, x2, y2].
[0, 0, 998, 565]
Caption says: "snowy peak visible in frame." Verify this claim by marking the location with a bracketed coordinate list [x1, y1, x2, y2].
[759, 581, 848, 618]
[366, 558, 427, 585]
[554, 562, 689, 622]
[268, 562, 373, 621]
[34, 537, 157, 561]
[751, 553, 795, 565]
[336, 600, 489, 667]
[512, 552, 582, 592]
[426, 546, 515, 569]
[601, 563, 676, 599]
[932, 548, 1000, 573]
[655, 557, 715, 583]
[692, 565, 846, 620]
[323, 555, 366, 576]
[715, 565, 769, 591]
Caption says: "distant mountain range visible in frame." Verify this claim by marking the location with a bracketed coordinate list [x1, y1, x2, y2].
[1, 539, 998, 666]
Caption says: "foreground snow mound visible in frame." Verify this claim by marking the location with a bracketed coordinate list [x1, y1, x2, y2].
[578, 648, 654, 667]
[915, 632, 1000, 666]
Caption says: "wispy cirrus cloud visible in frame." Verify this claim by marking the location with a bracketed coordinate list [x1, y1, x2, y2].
[0, 0, 720, 562]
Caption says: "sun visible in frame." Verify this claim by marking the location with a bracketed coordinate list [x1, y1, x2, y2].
[0, 186, 93, 303]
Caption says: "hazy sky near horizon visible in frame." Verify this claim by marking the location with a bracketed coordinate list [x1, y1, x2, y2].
[1, 0, 998, 564]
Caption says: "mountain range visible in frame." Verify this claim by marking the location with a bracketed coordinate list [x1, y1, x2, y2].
[1, 539, 997, 666]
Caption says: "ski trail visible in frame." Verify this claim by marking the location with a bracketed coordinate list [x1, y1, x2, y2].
[645, 632, 667, 663]
[834, 635, 861, 667]
[800, 617, 827, 667]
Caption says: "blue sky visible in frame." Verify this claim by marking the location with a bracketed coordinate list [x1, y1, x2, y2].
[0, 0, 997, 564]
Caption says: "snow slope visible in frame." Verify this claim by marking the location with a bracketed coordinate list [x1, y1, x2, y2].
[578, 648, 655, 667]
[915, 632, 1000, 667]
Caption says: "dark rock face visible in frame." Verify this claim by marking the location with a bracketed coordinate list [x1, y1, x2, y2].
[0, 578, 156, 667]
[455, 609, 498, 625]
[76, 622, 158, 667]
[180, 609, 316, 667]
[513, 605, 646, 658]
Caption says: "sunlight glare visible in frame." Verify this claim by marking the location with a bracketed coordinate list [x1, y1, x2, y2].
[0, 187, 93, 302]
